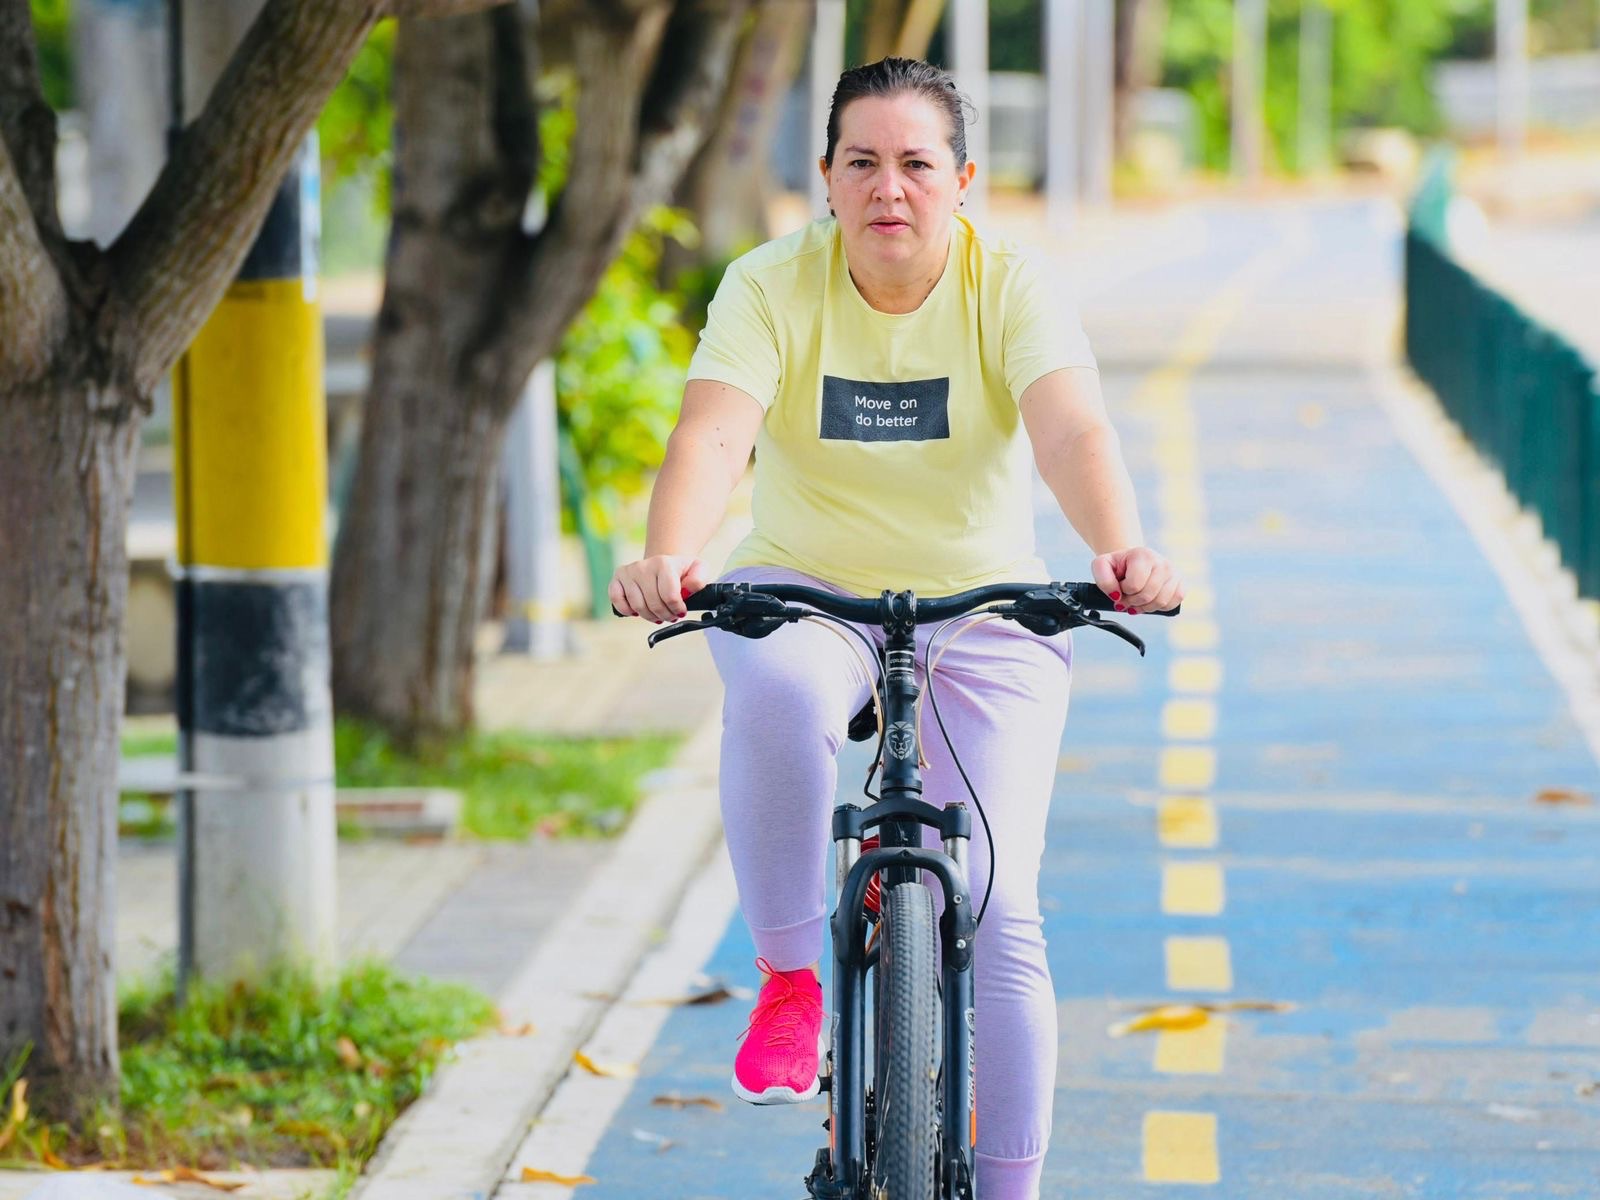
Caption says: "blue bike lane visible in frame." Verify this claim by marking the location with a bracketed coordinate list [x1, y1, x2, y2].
[505, 200, 1600, 1198]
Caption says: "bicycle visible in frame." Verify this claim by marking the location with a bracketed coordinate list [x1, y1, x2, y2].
[633, 579, 1172, 1199]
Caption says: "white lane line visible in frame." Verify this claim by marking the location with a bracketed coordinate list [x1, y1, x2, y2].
[1373, 366, 1600, 772]
[497, 846, 740, 1198]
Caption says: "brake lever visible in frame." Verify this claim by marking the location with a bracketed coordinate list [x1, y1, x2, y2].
[997, 589, 1148, 656]
[645, 614, 719, 648]
[1076, 608, 1146, 655]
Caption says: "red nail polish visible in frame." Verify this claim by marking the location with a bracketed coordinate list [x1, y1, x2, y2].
[1110, 592, 1121, 602]
[681, 587, 692, 600]
[1115, 603, 1126, 612]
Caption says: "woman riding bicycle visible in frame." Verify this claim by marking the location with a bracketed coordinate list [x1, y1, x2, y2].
[610, 57, 1183, 1200]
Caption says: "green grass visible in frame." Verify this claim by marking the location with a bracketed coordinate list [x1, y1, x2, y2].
[120, 727, 178, 759]
[0, 962, 494, 1178]
[118, 720, 680, 841]
[333, 719, 679, 839]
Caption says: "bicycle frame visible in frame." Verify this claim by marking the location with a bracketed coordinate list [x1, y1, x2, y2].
[636, 577, 1167, 1200]
[812, 594, 979, 1200]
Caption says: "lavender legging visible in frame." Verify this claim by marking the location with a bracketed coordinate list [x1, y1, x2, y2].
[707, 567, 1073, 1200]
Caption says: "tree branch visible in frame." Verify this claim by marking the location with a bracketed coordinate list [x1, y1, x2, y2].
[0, 130, 67, 387]
[463, 4, 667, 389]
[485, 0, 744, 392]
[388, 0, 513, 15]
[0, 0, 61, 242]
[110, 0, 390, 390]
[628, 0, 749, 227]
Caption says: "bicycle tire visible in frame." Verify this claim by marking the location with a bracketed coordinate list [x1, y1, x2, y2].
[869, 882, 940, 1199]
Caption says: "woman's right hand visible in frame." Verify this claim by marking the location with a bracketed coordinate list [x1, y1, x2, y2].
[608, 555, 709, 623]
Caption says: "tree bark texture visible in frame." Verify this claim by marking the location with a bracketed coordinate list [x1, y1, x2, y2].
[1, 0, 499, 1119]
[330, 11, 530, 740]
[0, 380, 136, 1116]
[670, 0, 811, 267]
[331, 0, 746, 742]
[1113, 0, 1165, 160]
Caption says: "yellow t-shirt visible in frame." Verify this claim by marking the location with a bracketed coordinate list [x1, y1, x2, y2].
[687, 215, 1097, 598]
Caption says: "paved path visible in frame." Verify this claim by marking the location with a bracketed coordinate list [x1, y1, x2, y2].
[493, 196, 1600, 1198]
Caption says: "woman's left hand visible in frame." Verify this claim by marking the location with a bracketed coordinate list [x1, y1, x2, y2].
[1090, 547, 1185, 614]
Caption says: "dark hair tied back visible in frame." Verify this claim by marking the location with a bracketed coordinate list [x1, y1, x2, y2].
[824, 57, 977, 169]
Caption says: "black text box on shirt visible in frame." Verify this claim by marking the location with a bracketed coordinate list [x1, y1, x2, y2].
[819, 375, 951, 443]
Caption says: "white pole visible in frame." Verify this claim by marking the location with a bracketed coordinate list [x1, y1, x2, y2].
[177, 0, 337, 989]
[1231, 0, 1267, 182]
[500, 361, 567, 659]
[951, 0, 991, 219]
[1045, 0, 1083, 233]
[1496, 0, 1529, 174]
[73, 0, 167, 246]
[1297, 0, 1332, 174]
[810, 0, 846, 218]
[1082, 0, 1114, 207]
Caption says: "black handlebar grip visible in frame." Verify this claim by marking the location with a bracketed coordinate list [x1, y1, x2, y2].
[684, 585, 725, 611]
[1066, 582, 1180, 617]
[614, 584, 725, 618]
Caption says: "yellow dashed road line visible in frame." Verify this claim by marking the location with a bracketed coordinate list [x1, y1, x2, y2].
[1165, 936, 1234, 991]
[1143, 1111, 1221, 1183]
[1161, 862, 1226, 916]
[1162, 698, 1218, 740]
[1169, 656, 1223, 694]
[1169, 619, 1222, 652]
[1158, 796, 1218, 848]
[1155, 1017, 1228, 1075]
[1159, 745, 1217, 791]
[1132, 211, 1312, 1190]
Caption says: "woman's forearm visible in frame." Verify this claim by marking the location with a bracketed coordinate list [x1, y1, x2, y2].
[1037, 424, 1145, 555]
[643, 429, 742, 558]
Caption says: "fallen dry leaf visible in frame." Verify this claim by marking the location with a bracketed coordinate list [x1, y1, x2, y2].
[136, 1167, 247, 1192]
[335, 1036, 362, 1069]
[1209, 1000, 1296, 1014]
[1108, 1005, 1210, 1037]
[574, 1050, 637, 1078]
[635, 983, 751, 1008]
[651, 1093, 725, 1112]
[499, 1021, 538, 1037]
[521, 1166, 596, 1185]
[37, 1124, 67, 1169]
[1110, 999, 1296, 1035]
[1534, 788, 1593, 806]
[0, 1078, 28, 1155]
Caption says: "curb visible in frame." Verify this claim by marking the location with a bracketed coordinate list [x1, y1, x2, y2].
[350, 712, 725, 1200]
[1372, 361, 1600, 768]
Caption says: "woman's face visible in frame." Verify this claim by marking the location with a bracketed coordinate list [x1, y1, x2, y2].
[820, 92, 975, 273]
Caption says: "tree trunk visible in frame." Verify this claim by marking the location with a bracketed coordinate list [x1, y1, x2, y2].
[332, 1, 744, 745]
[669, 1, 810, 269]
[0, 377, 137, 1116]
[1, 0, 500, 1125]
[330, 12, 528, 743]
[1113, 0, 1166, 160]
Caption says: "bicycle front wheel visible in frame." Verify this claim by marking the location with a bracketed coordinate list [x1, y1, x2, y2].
[870, 882, 940, 1199]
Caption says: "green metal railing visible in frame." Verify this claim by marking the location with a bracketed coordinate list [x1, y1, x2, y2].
[1404, 149, 1600, 601]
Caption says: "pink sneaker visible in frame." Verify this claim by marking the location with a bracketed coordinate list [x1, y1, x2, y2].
[731, 957, 826, 1104]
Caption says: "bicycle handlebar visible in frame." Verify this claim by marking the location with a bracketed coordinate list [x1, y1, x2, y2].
[624, 580, 1178, 656]
[683, 579, 1140, 623]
